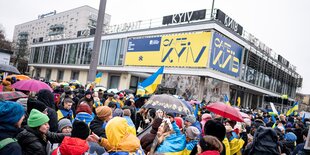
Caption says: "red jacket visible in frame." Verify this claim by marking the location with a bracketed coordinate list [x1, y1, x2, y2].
[52, 137, 89, 155]
[199, 150, 220, 155]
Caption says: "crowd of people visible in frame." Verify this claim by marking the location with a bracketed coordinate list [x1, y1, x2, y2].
[0, 78, 310, 155]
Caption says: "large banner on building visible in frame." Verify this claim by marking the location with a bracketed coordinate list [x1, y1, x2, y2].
[125, 32, 211, 67]
[209, 32, 243, 77]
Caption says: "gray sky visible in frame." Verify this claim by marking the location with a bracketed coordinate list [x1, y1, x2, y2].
[1, 0, 309, 94]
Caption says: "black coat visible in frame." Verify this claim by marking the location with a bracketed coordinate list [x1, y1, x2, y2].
[47, 108, 58, 132]
[140, 128, 157, 153]
[294, 128, 304, 145]
[0, 124, 22, 155]
[16, 126, 65, 155]
[90, 117, 106, 138]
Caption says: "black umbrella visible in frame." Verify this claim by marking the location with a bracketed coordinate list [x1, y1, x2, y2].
[0, 64, 20, 74]
[123, 89, 135, 94]
[143, 94, 191, 115]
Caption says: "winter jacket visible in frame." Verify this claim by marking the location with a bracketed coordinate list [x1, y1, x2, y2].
[73, 112, 94, 125]
[47, 107, 59, 132]
[155, 122, 186, 154]
[0, 124, 22, 155]
[51, 137, 89, 155]
[294, 128, 304, 144]
[292, 142, 305, 155]
[16, 126, 66, 155]
[199, 150, 221, 155]
[183, 139, 199, 155]
[90, 116, 106, 138]
[140, 126, 157, 153]
[56, 105, 74, 121]
[99, 117, 142, 153]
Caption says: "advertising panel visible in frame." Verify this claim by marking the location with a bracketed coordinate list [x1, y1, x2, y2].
[125, 32, 212, 67]
[209, 32, 243, 77]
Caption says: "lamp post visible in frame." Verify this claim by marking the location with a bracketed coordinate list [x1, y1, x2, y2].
[87, 0, 107, 83]
[210, 0, 215, 18]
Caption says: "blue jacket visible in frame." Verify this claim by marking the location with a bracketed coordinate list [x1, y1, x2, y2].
[155, 122, 186, 154]
[0, 124, 22, 155]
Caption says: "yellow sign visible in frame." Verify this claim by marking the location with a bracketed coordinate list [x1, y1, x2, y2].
[125, 32, 211, 67]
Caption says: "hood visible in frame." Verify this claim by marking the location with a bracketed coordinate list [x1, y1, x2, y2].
[59, 137, 89, 155]
[37, 89, 55, 109]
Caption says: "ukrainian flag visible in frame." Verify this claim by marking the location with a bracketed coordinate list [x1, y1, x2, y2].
[95, 72, 103, 85]
[137, 66, 164, 95]
[286, 101, 299, 116]
[224, 94, 231, 106]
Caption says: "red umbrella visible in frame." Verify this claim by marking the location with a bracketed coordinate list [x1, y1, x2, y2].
[206, 102, 244, 122]
[12, 79, 53, 93]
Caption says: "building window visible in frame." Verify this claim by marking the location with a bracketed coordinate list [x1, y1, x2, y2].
[109, 75, 120, 89]
[54, 45, 63, 64]
[57, 70, 64, 82]
[71, 71, 79, 80]
[33, 47, 40, 63]
[43, 46, 50, 63]
[68, 43, 77, 64]
[45, 69, 51, 81]
[129, 76, 139, 92]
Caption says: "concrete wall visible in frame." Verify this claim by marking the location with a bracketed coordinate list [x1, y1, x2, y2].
[119, 73, 131, 90]
[63, 70, 71, 82]
[50, 69, 58, 81]
[79, 71, 88, 85]
[40, 68, 46, 78]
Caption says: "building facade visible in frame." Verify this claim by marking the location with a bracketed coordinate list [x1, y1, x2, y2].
[13, 5, 111, 46]
[0, 49, 13, 65]
[27, 8, 302, 112]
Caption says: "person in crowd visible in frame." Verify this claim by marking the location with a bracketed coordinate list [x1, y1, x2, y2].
[204, 120, 227, 155]
[123, 99, 137, 126]
[73, 102, 94, 125]
[123, 109, 136, 136]
[155, 109, 164, 119]
[200, 113, 212, 136]
[150, 118, 186, 154]
[104, 93, 117, 106]
[292, 129, 309, 155]
[117, 93, 125, 108]
[140, 118, 163, 154]
[57, 118, 72, 134]
[90, 106, 112, 138]
[185, 114, 202, 134]
[0, 100, 25, 155]
[57, 98, 74, 121]
[225, 124, 244, 155]
[16, 109, 66, 155]
[89, 117, 144, 154]
[37, 89, 59, 132]
[78, 90, 94, 108]
[23, 98, 48, 127]
[283, 130, 297, 153]
[135, 107, 148, 130]
[52, 120, 106, 155]
[294, 122, 305, 144]
[175, 117, 184, 131]
[184, 126, 201, 154]
[197, 135, 223, 155]
[108, 101, 117, 112]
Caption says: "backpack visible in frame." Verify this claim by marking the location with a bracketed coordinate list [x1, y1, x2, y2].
[0, 138, 17, 150]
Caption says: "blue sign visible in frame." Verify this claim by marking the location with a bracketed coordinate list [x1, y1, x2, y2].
[209, 32, 243, 77]
[127, 37, 161, 52]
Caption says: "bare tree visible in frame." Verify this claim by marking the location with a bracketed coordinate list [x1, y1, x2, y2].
[0, 24, 12, 50]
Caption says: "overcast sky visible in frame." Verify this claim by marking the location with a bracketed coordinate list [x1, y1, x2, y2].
[1, 0, 309, 94]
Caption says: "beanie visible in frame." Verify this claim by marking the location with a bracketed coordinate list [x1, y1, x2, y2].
[204, 120, 226, 141]
[76, 103, 92, 115]
[28, 109, 50, 127]
[185, 115, 196, 124]
[186, 126, 201, 140]
[71, 120, 90, 140]
[27, 98, 47, 114]
[113, 108, 123, 117]
[58, 118, 72, 132]
[0, 100, 25, 125]
[96, 106, 112, 120]
[175, 117, 183, 129]
[284, 132, 297, 142]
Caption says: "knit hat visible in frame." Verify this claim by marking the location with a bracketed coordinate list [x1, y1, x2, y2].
[119, 93, 124, 99]
[27, 98, 47, 114]
[58, 118, 72, 132]
[284, 132, 297, 142]
[76, 103, 92, 115]
[96, 106, 112, 120]
[186, 126, 201, 140]
[185, 115, 196, 124]
[152, 118, 163, 131]
[0, 100, 25, 125]
[71, 120, 90, 140]
[175, 117, 183, 129]
[113, 108, 123, 117]
[27, 109, 50, 127]
[166, 113, 175, 118]
[204, 120, 226, 141]
[85, 90, 92, 96]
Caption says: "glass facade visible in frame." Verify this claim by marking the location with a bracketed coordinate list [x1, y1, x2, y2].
[241, 49, 298, 98]
[29, 38, 125, 66]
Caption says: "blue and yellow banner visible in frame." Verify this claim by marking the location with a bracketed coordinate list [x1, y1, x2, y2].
[137, 66, 164, 95]
[210, 32, 243, 77]
[125, 32, 212, 67]
[286, 101, 299, 116]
